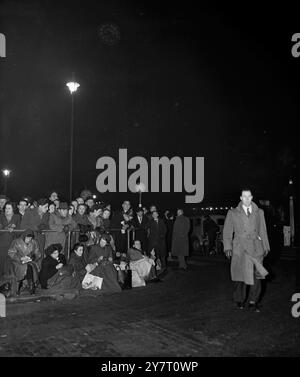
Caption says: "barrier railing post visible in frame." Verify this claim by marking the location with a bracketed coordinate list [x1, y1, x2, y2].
[127, 229, 131, 251]
[67, 231, 71, 260]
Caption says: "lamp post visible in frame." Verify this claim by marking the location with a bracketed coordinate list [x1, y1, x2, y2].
[135, 182, 146, 208]
[289, 179, 295, 246]
[2, 169, 11, 195]
[66, 79, 80, 202]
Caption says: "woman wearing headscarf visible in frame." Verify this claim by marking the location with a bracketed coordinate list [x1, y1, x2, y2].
[85, 233, 121, 293]
[39, 243, 80, 291]
[127, 239, 160, 286]
[7, 229, 42, 295]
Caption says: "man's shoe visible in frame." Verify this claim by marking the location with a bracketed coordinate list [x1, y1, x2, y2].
[179, 266, 188, 271]
[236, 302, 245, 310]
[248, 302, 261, 312]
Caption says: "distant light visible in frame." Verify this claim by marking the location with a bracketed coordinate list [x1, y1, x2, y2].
[92, 195, 97, 199]
[289, 179, 293, 185]
[66, 81, 80, 94]
[2, 169, 11, 177]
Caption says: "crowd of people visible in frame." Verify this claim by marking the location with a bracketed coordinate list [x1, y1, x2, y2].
[0, 191, 191, 297]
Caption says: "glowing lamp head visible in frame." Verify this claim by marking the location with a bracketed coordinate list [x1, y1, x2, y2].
[2, 169, 11, 177]
[66, 81, 80, 94]
[135, 182, 146, 193]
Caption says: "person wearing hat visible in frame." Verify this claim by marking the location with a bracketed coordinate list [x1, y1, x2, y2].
[85, 233, 121, 293]
[44, 202, 76, 254]
[8, 229, 42, 295]
[171, 208, 190, 270]
[21, 198, 50, 255]
[39, 243, 78, 291]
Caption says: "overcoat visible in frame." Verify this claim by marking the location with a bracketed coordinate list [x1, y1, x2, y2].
[147, 218, 167, 258]
[171, 215, 190, 256]
[223, 201, 270, 285]
[45, 213, 76, 250]
[7, 230, 42, 282]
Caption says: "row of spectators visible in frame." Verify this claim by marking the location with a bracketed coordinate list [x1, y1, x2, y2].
[0, 191, 190, 297]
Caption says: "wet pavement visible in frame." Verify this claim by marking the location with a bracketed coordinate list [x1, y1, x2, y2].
[0, 255, 299, 357]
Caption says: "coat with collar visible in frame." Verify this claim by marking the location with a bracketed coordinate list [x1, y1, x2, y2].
[171, 214, 190, 256]
[223, 201, 270, 285]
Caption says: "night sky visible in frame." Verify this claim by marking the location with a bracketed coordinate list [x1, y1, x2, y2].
[0, 1, 299, 210]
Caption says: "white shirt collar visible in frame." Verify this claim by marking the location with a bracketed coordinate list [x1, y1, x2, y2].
[242, 204, 252, 214]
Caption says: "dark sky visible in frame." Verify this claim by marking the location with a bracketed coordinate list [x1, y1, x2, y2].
[0, 1, 299, 210]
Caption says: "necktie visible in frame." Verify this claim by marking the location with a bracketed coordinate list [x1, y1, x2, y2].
[247, 208, 251, 217]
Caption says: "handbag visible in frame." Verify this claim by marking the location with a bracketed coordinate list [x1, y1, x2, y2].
[82, 273, 103, 290]
[116, 263, 132, 290]
[0, 282, 12, 298]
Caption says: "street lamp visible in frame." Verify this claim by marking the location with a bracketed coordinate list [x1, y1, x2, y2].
[66, 79, 80, 202]
[2, 169, 11, 195]
[289, 179, 295, 246]
[135, 182, 146, 208]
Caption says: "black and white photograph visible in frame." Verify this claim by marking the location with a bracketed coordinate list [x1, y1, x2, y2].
[0, 0, 299, 363]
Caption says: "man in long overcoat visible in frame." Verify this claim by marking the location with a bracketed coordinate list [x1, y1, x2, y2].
[223, 189, 270, 312]
[147, 211, 167, 271]
[171, 209, 190, 270]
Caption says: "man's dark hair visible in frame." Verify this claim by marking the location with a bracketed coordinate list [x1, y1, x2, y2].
[90, 203, 102, 213]
[240, 188, 252, 196]
[19, 198, 29, 205]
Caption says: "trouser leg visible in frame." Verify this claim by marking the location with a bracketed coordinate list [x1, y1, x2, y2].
[160, 254, 167, 269]
[248, 274, 262, 303]
[178, 255, 187, 269]
[233, 281, 247, 303]
[25, 264, 34, 281]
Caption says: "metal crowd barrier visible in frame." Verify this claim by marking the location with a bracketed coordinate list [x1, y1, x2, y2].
[0, 228, 137, 261]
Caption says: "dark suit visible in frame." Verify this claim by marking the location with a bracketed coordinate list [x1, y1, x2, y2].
[132, 215, 149, 251]
[111, 211, 133, 253]
[147, 218, 167, 269]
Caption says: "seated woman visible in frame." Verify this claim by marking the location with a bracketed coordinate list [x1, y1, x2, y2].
[39, 244, 80, 291]
[85, 233, 121, 293]
[8, 229, 42, 295]
[68, 243, 87, 283]
[127, 239, 160, 286]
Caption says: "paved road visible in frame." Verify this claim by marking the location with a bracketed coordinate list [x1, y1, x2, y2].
[0, 256, 299, 357]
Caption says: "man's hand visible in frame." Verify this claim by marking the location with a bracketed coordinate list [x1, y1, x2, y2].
[56, 263, 63, 270]
[224, 250, 232, 259]
[21, 256, 31, 263]
[63, 225, 70, 233]
[85, 264, 95, 273]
